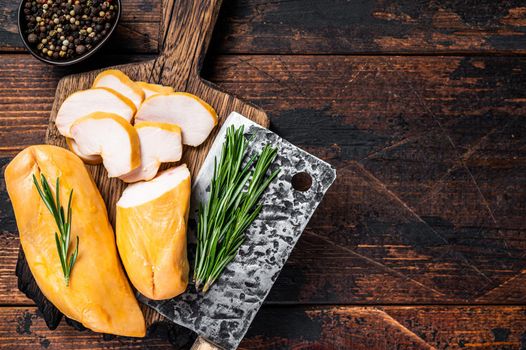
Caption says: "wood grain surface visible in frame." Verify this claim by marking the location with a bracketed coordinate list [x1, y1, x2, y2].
[0, 0, 161, 53]
[205, 0, 526, 55]
[2, 306, 526, 350]
[6, 0, 526, 55]
[1, 0, 525, 349]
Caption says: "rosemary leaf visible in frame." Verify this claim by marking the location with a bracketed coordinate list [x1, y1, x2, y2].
[194, 126, 280, 293]
[33, 174, 79, 286]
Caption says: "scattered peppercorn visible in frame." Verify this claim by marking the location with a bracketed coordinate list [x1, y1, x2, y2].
[21, 0, 118, 62]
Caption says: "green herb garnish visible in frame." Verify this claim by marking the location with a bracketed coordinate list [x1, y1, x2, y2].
[194, 126, 280, 293]
[33, 174, 79, 286]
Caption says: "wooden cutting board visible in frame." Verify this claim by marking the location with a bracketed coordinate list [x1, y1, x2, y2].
[24, 0, 269, 329]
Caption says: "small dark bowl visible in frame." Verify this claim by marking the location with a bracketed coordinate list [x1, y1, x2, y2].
[17, 0, 121, 66]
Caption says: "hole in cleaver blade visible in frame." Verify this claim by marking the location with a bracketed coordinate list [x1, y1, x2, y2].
[140, 112, 336, 350]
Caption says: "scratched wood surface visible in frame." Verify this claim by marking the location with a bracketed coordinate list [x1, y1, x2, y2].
[208, 0, 526, 55]
[2, 306, 526, 349]
[0, 0, 161, 53]
[1, 0, 526, 349]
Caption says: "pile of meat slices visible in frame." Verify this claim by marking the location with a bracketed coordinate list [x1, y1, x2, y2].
[55, 69, 218, 182]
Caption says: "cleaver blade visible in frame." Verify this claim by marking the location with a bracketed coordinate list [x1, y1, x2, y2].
[140, 112, 336, 349]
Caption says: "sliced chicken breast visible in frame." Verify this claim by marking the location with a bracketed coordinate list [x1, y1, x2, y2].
[135, 92, 218, 146]
[92, 69, 145, 109]
[120, 121, 183, 183]
[56, 87, 136, 138]
[70, 112, 141, 178]
[116, 165, 191, 300]
[66, 138, 102, 165]
[136, 82, 174, 99]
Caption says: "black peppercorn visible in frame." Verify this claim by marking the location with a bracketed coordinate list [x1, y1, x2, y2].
[22, 0, 118, 61]
[27, 33, 38, 43]
[75, 44, 86, 55]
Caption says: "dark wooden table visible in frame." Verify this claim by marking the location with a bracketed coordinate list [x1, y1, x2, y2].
[1, 1, 526, 349]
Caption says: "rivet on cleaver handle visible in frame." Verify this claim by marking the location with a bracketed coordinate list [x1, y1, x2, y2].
[140, 112, 337, 350]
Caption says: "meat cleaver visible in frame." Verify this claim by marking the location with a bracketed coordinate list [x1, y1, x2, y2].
[140, 112, 337, 349]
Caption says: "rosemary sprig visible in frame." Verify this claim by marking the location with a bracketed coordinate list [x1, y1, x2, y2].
[194, 125, 280, 293]
[33, 174, 79, 286]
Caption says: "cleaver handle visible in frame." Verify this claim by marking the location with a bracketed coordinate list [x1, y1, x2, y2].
[191, 336, 223, 350]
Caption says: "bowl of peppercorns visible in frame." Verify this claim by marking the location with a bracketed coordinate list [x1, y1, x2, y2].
[18, 0, 121, 65]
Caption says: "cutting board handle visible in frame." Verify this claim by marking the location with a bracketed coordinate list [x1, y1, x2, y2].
[155, 0, 223, 88]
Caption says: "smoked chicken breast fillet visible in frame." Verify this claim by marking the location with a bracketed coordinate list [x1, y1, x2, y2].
[4, 145, 146, 337]
[116, 165, 191, 300]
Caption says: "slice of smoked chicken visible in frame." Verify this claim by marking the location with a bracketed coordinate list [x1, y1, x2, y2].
[4, 145, 146, 337]
[119, 121, 183, 183]
[116, 165, 191, 300]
